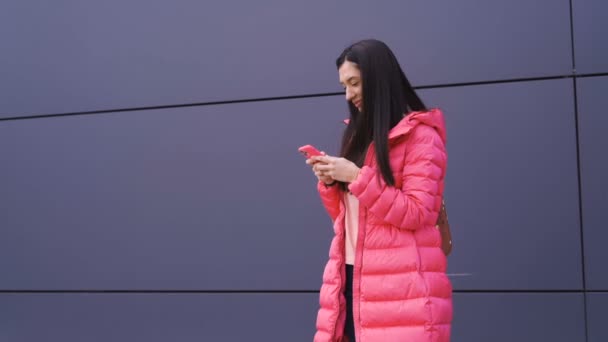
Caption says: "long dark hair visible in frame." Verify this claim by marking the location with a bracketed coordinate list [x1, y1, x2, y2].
[336, 39, 426, 190]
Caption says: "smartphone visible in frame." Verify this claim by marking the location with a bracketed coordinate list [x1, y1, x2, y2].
[298, 144, 323, 159]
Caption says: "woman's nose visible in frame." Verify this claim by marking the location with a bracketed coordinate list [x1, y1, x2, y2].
[345, 88, 354, 101]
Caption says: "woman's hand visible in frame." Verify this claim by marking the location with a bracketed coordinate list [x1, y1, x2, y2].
[310, 155, 360, 183]
[305, 153, 335, 185]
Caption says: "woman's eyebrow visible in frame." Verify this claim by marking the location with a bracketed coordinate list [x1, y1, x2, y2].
[340, 76, 358, 85]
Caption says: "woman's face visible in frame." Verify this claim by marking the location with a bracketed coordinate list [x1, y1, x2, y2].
[339, 60, 363, 112]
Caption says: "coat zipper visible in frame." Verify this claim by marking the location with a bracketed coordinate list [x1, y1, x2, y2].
[351, 144, 375, 341]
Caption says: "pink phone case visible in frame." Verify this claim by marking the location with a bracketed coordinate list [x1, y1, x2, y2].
[298, 144, 323, 158]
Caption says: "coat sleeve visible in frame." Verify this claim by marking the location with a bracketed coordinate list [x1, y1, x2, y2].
[348, 124, 446, 230]
[317, 181, 341, 222]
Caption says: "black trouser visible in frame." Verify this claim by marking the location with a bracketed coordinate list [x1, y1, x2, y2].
[344, 264, 356, 342]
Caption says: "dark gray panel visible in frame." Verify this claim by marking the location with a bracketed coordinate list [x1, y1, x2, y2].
[0, 96, 348, 290]
[0, 80, 583, 291]
[452, 293, 586, 342]
[573, 0, 608, 73]
[578, 76, 608, 290]
[0, 0, 571, 117]
[587, 293, 608, 342]
[419, 79, 582, 290]
[0, 293, 588, 342]
[0, 293, 318, 342]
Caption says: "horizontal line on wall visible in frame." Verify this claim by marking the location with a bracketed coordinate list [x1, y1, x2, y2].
[0, 289, 605, 294]
[1, 72, 602, 123]
[0, 92, 343, 122]
[0, 290, 320, 294]
[414, 74, 570, 90]
[575, 72, 608, 78]
[453, 289, 596, 294]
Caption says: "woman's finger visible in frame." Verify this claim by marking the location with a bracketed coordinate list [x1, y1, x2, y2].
[316, 164, 333, 172]
[314, 155, 333, 164]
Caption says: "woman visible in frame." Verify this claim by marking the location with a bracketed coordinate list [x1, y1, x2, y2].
[306, 39, 453, 341]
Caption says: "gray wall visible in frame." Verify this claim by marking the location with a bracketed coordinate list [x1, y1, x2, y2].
[0, 0, 606, 341]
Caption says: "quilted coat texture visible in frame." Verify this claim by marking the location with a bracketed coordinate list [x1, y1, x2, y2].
[313, 109, 453, 342]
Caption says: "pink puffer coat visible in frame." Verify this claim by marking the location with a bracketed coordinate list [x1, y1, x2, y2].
[313, 109, 453, 341]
